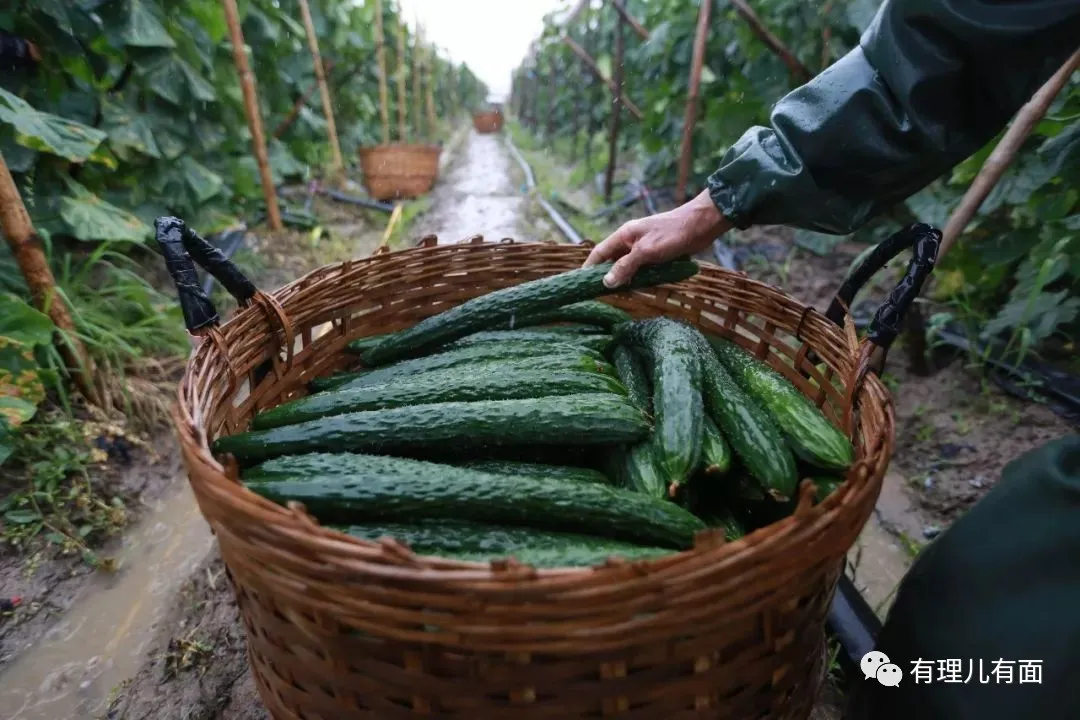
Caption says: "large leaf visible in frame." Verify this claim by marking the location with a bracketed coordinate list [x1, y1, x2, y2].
[0, 87, 107, 163]
[179, 156, 224, 203]
[0, 293, 54, 347]
[121, 0, 176, 48]
[59, 179, 151, 243]
[101, 101, 162, 159]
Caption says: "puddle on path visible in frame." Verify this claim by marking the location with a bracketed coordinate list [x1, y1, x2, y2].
[412, 130, 525, 244]
[0, 478, 214, 720]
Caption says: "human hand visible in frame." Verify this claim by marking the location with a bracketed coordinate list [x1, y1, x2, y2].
[584, 190, 732, 288]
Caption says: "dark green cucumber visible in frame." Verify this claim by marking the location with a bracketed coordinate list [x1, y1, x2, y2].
[497, 300, 633, 331]
[252, 369, 626, 430]
[346, 332, 390, 355]
[689, 332, 798, 501]
[708, 338, 855, 471]
[440, 330, 613, 354]
[811, 476, 845, 503]
[337, 520, 670, 568]
[362, 260, 698, 366]
[337, 344, 611, 391]
[454, 460, 611, 485]
[619, 318, 703, 485]
[245, 453, 704, 548]
[310, 352, 615, 394]
[700, 416, 732, 476]
[611, 344, 652, 412]
[701, 510, 746, 542]
[606, 440, 668, 499]
[215, 393, 650, 465]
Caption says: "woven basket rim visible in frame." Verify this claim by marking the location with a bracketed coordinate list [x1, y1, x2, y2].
[176, 241, 894, 591]
[359, 142, 442, 154]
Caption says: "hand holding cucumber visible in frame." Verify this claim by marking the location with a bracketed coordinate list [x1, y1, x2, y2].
[584, 190, 732, 289]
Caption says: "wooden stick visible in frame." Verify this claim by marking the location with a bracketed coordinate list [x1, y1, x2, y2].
[273, 59, 333, 139]
[297, 0, 345, 182]
[729, 0, 811, 84]
[604, 19, 625, 202]
[396, 16, 408, 142]
[940, 50, 1080, 260]
[608, 0, 649, 41]
[412, 22, 424, 140]
[222, 0, 281, 230]
[373, 0, 391, 145]
[676, 0, 712, 203]
[545, 56, 557, 139]
[561, 36, 643, 120]
[425, 42, 437, 140]
[0, 155, 99, 405]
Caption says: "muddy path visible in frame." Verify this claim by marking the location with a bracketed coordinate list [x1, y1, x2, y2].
[410, 129, 525, 243]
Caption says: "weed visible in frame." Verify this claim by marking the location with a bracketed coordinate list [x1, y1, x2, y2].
[164, 631, 215, 679]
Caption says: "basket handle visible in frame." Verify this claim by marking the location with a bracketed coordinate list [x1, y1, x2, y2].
[154, 217, 221, 334]
[822, 222, 941, 373]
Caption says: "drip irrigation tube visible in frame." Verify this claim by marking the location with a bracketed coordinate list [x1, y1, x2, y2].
[504, 135, 586, 245]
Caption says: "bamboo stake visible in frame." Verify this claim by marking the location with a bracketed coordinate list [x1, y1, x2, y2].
[425, 42, 437, 139]
[561, 36, 643, 120]
[729, 0, 811, 84]
[545, 56, 557, 140]
[373, 0, 391, 145]
[604, 19, 625, 202]
[608, 0, 649, 41]
[940, 50, 1080, 260]
[0, 155, 99, 405]
[297, 0, 345, 183]
[221, 0, 281, 230]
[412, 22, 424, 140]
[675, 0, 712, 203]
[274, 59, 333, 139]
[396, 16, 408, 141]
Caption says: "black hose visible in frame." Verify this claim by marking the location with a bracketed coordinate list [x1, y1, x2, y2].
[199, 227, 249, 298]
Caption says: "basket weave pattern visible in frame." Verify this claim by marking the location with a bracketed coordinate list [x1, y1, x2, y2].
[472, 111, 504, 134]
[358, 143, 441, 201]
[176, 241, 893, 719]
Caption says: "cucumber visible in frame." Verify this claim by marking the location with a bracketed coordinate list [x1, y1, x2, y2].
[700, 416, 732, 476]
[361, 259, 698, 366]
[611, 345, 651, 412]
[708, 337, 855, 471]
[252, 368, 626, 430]
[606, 440, 668, 499]
[245, 453, 705, 548]
[337, 520, 671, 568]
[454, 460, 611, 485]
[700, 511, 746, 542]
[440, 330, 613, 354]
[347, 332, 390, 355]
[689, 332, 798, 501]
[811, 476, 845, 503]
[336, 345, 613, 392]
[214, 393, 651, 465]
[498, 300, 633, 331]
[619, 318, 703, 486]
[310, 352, 616, 394]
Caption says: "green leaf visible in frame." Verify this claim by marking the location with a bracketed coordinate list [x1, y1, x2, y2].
[179, 156, 224, 203]
[101, 101, 162, 159]
[0, 396, 38, 430]
[59, 179, 151, 243]
[122, 0, 176, 49]
[35, 0, 74, 36]
[0, 293, 54, 347]
[4, 509, 42, 525]
[179, 59, 217, 102]
[0, 88, 107, 163]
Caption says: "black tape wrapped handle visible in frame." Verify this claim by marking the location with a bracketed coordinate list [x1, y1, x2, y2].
[820, 222, 941, 372]
[154, 217, 257, 334]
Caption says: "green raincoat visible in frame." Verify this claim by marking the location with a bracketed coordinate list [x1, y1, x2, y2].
[698, 0, 1080, 717]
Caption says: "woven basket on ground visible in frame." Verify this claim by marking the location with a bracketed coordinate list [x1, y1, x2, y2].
[172, 229, 940, 719]
[358, 143, 441, 201]
[473, 110, 504, 134]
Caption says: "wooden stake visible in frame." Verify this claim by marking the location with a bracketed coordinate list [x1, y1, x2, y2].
[609, 0, 649, 41]
[425, 43, 437, 139]
[545, 56, 557, 140]
[675, 0, 712, 203]
[604, 19, 625, 202]
[0, 155, 99, 405]
[940, 50, 1080, 260]
[373, 0, 391, 145]
[562, 36, 643, 120]
[729, 0, 811, 84]
[222, 0, 281, 230]
[396, 16, 408, 142]
[412, 23, 424, 140]
[297, 0, 345, 183]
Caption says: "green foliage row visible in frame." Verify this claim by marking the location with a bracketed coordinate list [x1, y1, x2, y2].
[513, 0, 1079, 361]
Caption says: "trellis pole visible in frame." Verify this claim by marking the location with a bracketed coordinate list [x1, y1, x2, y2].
[221, 0, 282, 230]
[297, 0, 345, 183]
[675, 0, 713, 203]
[396, 15, 408, 141]
[412, 20, 424, 140]
[603, 17, 625, 202]
[0, 155, 99, 405]
[372, 0, 391, 145]
[425, 40, 437, 139]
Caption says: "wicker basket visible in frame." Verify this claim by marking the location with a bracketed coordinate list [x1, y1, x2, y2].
[473, 110, 504, 134]
[358, 143, 441, 201]
[170, 226, 940, 719]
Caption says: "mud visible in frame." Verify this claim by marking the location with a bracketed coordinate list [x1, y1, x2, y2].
[410, 130, 525, 244]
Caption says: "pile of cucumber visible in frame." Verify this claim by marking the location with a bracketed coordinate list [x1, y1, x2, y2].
[212, 259, 855, 568]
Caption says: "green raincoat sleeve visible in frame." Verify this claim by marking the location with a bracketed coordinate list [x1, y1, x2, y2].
[705, 0, 1080, 235]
